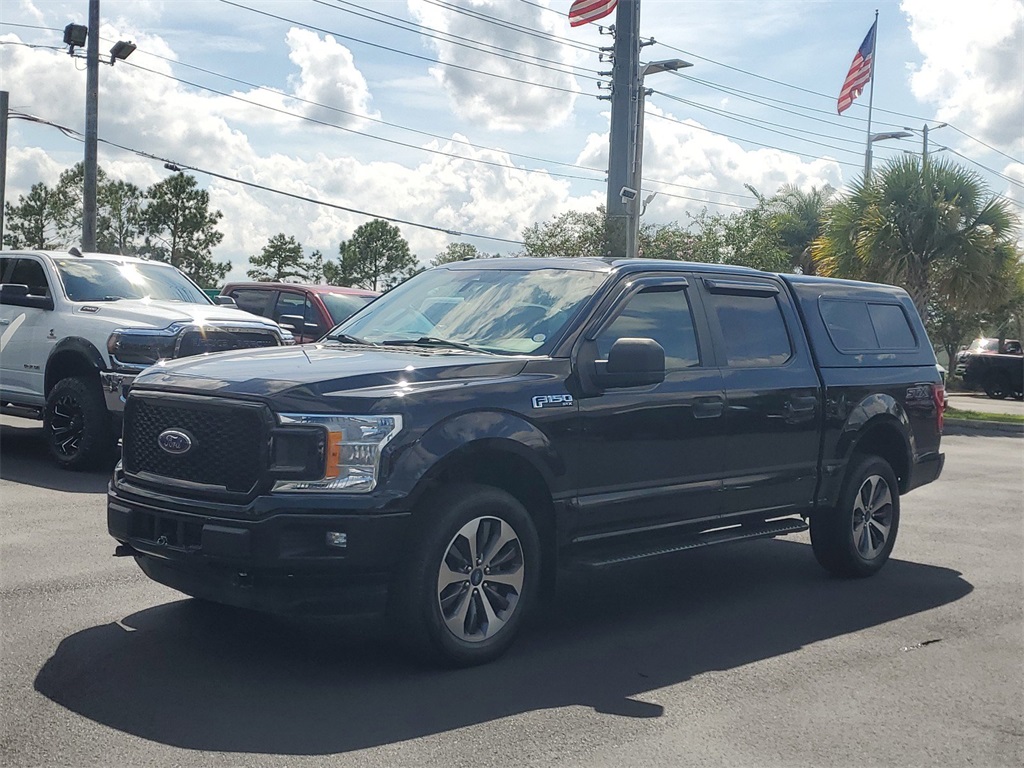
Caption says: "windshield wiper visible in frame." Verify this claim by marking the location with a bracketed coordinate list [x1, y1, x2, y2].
[379, 336, 491, 353]
[326, 333, 378, 346]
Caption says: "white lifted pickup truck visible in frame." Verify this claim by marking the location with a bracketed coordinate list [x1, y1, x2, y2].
[0, 249, 291, 469]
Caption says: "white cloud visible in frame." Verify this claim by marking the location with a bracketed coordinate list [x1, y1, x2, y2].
[406, 0, 583, 131]
[577, 104, 843, 223]
[902, 0, 1024, 155]
[284, 27, 379, 126]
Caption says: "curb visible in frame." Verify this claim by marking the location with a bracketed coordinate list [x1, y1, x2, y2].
[943, 418, 1024, 438]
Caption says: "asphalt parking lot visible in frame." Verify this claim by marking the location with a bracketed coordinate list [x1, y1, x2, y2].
[1, 417, 1021, 767]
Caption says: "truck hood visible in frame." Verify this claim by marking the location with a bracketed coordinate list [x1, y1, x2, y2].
[74, 298, 280, 330]
[133, 342, 531, 406]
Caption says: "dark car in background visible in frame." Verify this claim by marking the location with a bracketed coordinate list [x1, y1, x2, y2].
[221, 282, 379, 343]
[955, 337, 1023, 400]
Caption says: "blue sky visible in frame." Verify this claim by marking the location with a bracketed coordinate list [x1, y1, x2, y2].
[1, 0, 1021, 281]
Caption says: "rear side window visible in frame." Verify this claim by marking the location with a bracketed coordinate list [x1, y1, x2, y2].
[820, 299, 917, 351]
[709, 292, 792, 367]
[229, 288, 275, 317]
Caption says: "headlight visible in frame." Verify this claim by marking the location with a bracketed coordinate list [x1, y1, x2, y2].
[107, 325, 183, 369]
[272, 414, 402, 493]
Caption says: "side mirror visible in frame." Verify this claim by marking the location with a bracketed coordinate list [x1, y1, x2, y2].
[214, 295, 237, 306]
[594, 337, 666, 389]
[0, 283, 54, 310]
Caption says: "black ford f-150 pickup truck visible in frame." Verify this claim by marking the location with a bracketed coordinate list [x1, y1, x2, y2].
[108, 258, 945, 665]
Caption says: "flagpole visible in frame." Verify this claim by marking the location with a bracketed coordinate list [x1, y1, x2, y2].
[862, 9, 879, 181]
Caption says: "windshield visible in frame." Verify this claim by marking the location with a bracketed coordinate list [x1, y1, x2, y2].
[321, 292, 376, 325]
[54, 258, 211, 303]
[968, 338, 1000, 353]
[330, 266, 606, 354]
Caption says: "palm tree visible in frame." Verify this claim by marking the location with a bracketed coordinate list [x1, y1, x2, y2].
[812, 156, 1019, 318]
[768, 184, 835, 275]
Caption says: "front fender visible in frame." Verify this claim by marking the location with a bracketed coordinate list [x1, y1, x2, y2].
[45, 337, 107, 392]
[387, 409, 563, 501]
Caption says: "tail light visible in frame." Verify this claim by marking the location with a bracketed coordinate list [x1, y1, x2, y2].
[932, 383, 946, 432]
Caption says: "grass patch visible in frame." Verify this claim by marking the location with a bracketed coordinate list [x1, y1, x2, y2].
[945, 407, 1024, 424]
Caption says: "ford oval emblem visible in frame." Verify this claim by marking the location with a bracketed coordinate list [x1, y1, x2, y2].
[158, 429, 194, 455]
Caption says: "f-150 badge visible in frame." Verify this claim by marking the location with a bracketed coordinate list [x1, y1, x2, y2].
[532, 394, 574, 409]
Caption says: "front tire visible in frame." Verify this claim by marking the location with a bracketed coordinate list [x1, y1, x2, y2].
[390, 483, 540, 667]
[811, 455, 900, 577]
[43, 375, 112, 470]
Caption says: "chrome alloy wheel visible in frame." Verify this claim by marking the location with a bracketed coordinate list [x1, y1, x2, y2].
[49, 394, 85, 458]
[436, 516, 525, 643]
[851, 474, 894, 560]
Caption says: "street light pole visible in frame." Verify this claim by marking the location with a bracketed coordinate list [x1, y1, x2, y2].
[605, 0, 639, 258]
[627, 58, 692, 259]
[82, 0, 100, 252]
[865, 130, 913, 178]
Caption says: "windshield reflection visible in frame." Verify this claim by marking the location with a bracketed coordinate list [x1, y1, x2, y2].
[54, 259, 211, 304]
[332, 267, 605, 355]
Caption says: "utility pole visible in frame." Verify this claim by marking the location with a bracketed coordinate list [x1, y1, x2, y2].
[0, 90, 8, 248]
[604, 0, 639, 258]
[83, 0, 100, 252]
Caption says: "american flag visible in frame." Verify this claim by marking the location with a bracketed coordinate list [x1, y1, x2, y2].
[568, 0, 618, 28]
[837, 21, 876, 114]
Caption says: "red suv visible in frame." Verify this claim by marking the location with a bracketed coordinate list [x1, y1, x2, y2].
[221, 283, 378, 343]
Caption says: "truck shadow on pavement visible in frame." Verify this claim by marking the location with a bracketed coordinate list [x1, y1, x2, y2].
[0, 420, 113, 493]
[34, 539, 972, 755]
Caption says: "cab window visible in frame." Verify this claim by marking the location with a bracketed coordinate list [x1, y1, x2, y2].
[597, 286, 700, 370]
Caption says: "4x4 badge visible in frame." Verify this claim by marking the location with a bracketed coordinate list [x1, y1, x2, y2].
[157, 429, 194, 455]
[533, 394, 574, 409]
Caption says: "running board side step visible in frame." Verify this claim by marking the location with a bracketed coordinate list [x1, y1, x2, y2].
[568, 518, 809, 569]
[1, 404, 43, 420]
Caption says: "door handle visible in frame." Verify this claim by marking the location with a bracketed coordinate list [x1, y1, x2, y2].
[0, 319, 10, 326]
[693, 396, 724, 419]
[786, 396, 817, 413]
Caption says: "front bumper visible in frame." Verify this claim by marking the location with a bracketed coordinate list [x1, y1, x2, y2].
[100, 371, 135, 413]
[108, 480, 411, 616]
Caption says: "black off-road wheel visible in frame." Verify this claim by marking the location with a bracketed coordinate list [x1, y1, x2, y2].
[389, 483, 541, 667]
[43, 375, 112, 470]
[810, 455, 900, 578]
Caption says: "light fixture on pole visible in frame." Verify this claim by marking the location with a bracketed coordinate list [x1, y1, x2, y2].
[903, 123, 947, 167]
[865, 130, 913, 179]
[627, 58, 692, 259]
[109, 40, 136, 65]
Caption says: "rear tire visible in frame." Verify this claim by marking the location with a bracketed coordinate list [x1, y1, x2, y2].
[43, 375, 112, 470]
[811, 455, 900, 578]
[983, 371, 1011, 399]
[389, 483, 540, 667]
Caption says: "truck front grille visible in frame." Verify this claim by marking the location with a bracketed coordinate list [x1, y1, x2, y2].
[177, 329, 280, 358]
[123, 393, 270, 497]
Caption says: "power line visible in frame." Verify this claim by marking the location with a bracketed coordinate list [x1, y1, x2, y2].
[218, 0, 591, 97]
[313, 0, 600, 77]
[944, 148, 1024, 191]
[121, 47, 756, 204]
[420, 0, 601, 53]
[654, 90, 868, 156]
[8, 110, 527, 245]
[644, 103, 866, 170]
[948, 125, 1022, 165]
[123, 58, 605, 185]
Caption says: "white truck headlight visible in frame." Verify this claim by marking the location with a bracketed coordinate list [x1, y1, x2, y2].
[272, 414, 402, 493]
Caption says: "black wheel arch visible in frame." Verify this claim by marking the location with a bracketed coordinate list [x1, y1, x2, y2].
[45, 337, 106, 395]
[403, 438, 559, 595]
